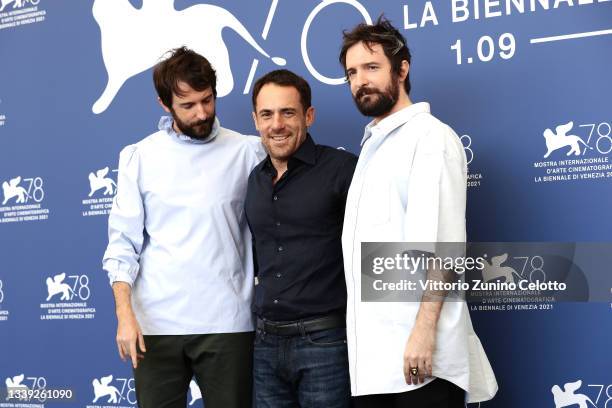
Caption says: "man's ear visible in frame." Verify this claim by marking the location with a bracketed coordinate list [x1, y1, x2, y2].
[158, 97, 172, 113]
[399, 60, 410, 82]
[305, 106, 315, 128]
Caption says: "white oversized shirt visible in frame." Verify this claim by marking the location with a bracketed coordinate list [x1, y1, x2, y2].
[103, 116, 266, 335]
[342, 103, 498, 402]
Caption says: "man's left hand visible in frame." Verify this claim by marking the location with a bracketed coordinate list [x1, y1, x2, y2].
[403, 321, 436, 385]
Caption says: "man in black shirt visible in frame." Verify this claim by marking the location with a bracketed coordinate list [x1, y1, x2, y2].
[245, 69, 357, 408]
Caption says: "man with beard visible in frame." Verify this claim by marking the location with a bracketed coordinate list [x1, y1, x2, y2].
[102, 47, 265, 408]
[338, 18, 498, 407]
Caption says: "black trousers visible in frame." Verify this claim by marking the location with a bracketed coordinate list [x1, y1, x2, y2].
[353, 378, 465, 408]
[134, 332, 254, 408]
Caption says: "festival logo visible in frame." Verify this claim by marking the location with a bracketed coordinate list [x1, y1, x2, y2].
[0, 175, 49, 224]
[2, 177, 29, 205]
[533, 119, 612, 184]
[40, 272, 96, 321]
[88, 167, 116, 197]
[0, 0, 39, 11]
[551, 379, 612, 408]
[543, 122, 591, 158]
[466, 247, 560, 313]
[82, 167, 116, 217]
[481, 253, 518, 284]
[0, 0, 46, 32]
[92, 0, 376, 113]
[86, 375, 135, 408]
[3, 373, 49, 406]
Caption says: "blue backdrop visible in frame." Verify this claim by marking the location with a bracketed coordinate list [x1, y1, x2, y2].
[1, 0, 611, 407]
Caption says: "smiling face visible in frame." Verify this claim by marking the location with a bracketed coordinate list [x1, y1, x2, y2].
[345, 41, 404, 119]
[253, 83, 314, 167]
[159, 81, 216, 140]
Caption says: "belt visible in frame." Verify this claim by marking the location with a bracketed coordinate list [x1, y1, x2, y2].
[256, 313, 345, 336]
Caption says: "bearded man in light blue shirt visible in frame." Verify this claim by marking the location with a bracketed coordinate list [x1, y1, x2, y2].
[102, 47, 265, 408]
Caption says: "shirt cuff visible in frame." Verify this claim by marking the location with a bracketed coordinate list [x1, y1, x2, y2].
[103, 259, 139, 287]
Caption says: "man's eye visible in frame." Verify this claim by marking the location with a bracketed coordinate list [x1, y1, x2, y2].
[368, 65, 378, 71]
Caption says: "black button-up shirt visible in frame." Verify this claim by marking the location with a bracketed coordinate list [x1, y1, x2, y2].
[245, 135, 357, 321]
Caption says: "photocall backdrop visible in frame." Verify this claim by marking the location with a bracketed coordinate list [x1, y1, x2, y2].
[0, 0, 610, 407]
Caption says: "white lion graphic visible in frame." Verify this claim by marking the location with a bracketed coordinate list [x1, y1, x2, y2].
[45, 273, 74, 301]
[0, 0, 39, 12]
[552, 380, 595, 408]
[5, 374, 29, 401]
[88, 167, 116, 197]
[543, 121, 592, 158]
[92, 375, 121, 404]
[0, 0, 17, 11]
[2, 176, 29, 205]
[481, 253, 517, 284]
[92, 0, 286, 114]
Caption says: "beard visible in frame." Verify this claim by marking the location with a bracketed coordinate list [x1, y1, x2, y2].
[172, 110, 216, 140]
[353, 78, 400, 118]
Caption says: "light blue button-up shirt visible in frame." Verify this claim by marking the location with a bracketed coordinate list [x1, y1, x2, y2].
[103, 116, 266, 335]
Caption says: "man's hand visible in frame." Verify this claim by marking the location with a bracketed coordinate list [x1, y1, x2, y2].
[403, 262, 451, 384]
[403, 319, 436, 384]
[404, 295, 443, 385]
[112, 282, 146, 368]
[116, 308, 146, 368]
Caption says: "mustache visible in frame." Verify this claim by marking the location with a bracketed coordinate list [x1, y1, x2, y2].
[193, 117, 214, 127]
[355, 86, 380, 100]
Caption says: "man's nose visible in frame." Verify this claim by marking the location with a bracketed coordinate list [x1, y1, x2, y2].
[271, 113, 285, 130]
[353, 71, 368, 89]
[195, 104, 207, 121]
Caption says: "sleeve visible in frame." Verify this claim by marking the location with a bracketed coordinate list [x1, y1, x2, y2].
[403, 123, 467, 251]
[102, 145, 145, 286]
[246, 135, 268, 164]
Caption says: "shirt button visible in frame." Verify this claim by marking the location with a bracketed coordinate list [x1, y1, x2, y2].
[273, 195, 278, 201]
[276, 273, 282, 278]
[276, 221, 281, 227]
[278, 246, 283, 252]
[273, 299, 279, 304]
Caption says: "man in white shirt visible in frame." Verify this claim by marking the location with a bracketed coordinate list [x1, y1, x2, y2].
[338, 18, 498, 407]
[102, 47, 265, 408]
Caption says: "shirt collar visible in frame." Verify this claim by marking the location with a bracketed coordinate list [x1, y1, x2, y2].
[291, 133, 316, 166]
[360, 102, 431, 146]
[158, 115, 220, 144]
[260, 133, 317, 174]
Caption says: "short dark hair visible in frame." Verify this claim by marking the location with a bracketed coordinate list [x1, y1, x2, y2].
[252, 69, 312, 112]
[153, 47, 217, 108]
[339, 16, 412, 94]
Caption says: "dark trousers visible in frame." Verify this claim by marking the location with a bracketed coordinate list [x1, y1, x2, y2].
[254, 327, 351, 408]
[353, 378, 465, 408]
[134, 332, 254, 408]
